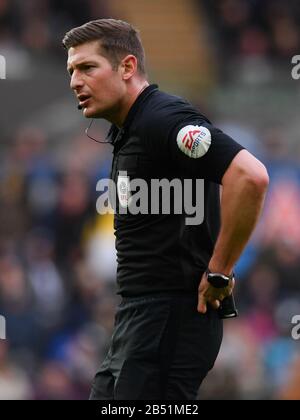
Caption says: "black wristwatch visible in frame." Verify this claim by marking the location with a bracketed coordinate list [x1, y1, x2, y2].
[206, 269, 234, 288]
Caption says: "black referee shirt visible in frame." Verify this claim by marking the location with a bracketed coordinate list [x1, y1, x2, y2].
[107, 84, 244, 296]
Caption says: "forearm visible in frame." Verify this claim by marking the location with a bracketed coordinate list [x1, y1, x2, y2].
[209, 165, 269, 275]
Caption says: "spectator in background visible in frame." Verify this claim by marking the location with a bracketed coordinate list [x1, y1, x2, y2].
[0, 340, 33, 400]
[202, 0, 300, 82]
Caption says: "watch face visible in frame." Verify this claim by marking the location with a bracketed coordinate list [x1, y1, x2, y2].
[207, 274, 230, 288]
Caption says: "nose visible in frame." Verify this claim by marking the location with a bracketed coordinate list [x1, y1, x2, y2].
[70, 70, 84, 91]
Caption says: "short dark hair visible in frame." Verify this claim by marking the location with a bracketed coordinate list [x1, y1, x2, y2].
[62, 18, 146, 75]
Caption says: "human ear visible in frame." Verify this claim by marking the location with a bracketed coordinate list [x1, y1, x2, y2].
[121, 55, 137, 80]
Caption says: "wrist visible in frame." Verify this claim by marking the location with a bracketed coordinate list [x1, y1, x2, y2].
[208, 261, 234, 277]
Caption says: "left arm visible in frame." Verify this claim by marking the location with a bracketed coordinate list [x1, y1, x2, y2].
[197, 149, 269, 313]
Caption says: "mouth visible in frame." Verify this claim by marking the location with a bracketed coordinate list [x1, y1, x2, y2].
[78, 94, 92, 107]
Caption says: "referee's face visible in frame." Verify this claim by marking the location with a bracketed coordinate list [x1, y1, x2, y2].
[67, 40, 127, 120]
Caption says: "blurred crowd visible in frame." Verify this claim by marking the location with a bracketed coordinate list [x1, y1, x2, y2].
[1, 0, 300, 400]
[204, 0, 300, 59]
[2, 0, 299, 59]
[0, 126, 118, 399]
[0, 0, 110, 53]
[202, 0, 300, 82]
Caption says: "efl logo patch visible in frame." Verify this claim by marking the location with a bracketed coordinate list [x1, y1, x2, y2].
[177, 125, 211, 158]
[117, 173, 132, 208]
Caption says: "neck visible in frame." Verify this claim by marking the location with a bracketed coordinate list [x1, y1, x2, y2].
[111, 79, 149, 127]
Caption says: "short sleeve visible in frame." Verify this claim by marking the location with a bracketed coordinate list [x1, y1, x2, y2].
[143, 112, 245, 184]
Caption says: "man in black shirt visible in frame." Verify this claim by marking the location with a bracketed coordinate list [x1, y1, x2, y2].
[63, 19, 269, 399]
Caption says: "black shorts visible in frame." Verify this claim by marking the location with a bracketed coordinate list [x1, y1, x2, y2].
[89, 293, 223, 400]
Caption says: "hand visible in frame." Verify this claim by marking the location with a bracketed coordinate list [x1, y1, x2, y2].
[197, 272, 235, 314]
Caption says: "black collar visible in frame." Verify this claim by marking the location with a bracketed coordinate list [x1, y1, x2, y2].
[122, 84, 158, 128]
[106, 84, 158, 145]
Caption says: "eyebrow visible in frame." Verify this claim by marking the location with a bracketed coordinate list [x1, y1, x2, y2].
[67, 60, 97, 74]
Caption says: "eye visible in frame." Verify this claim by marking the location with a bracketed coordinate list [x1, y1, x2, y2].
[84, 65, 95, 71]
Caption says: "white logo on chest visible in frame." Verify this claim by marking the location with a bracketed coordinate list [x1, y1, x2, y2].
[117, 172, 132, 208]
